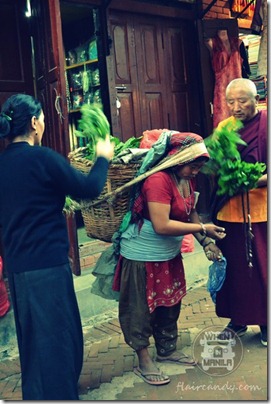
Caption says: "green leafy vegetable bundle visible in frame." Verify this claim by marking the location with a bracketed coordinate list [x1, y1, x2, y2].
[202, 121, 266, 196]
[63, 196, 81, 214]
[74, 103, 141, 160]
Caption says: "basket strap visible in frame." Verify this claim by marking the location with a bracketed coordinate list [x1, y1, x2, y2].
[87, 148, 197, 208]
[68, 146, 89, 159]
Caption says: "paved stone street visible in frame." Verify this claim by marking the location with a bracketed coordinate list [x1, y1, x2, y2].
[0, 285, 267, 401]
[0, 232, 267, 401]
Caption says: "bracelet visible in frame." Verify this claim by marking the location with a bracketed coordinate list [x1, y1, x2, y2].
[199, 222, 207, 236]
[199, 235, 207, 246]
[203, 241, 214, 249]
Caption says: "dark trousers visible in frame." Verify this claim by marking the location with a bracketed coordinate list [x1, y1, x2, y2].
[119, 258, 181, 356]
[151, 303, 181, 356]
[8, 264, 83, 400]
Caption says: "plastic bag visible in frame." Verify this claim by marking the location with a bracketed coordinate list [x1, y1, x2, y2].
[89, 40, 98, 60]
[181, 234, 195, 253]
[140, 129, 168, 149]
[206, 257, 227, 303]
[91, 246, 120, 301]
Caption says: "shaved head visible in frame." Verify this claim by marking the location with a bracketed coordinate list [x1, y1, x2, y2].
[226, 78, 257, 98]
[225, 78, 259, 121]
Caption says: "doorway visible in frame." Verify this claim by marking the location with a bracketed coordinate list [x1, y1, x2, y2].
[107, 10, 202, 141]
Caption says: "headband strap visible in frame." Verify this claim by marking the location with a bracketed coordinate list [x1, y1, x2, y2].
[160, 141, 209, 167]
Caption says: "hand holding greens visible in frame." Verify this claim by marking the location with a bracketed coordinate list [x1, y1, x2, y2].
[202, 121, 266, 196]
[75, 103, 140, 160]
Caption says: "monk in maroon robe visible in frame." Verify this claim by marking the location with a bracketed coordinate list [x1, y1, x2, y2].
[212, 78, 267, 347]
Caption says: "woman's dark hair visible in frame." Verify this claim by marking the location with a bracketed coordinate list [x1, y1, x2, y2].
[175, 155, 209, 169]
[193, 156, 209, 163]
[0, 94, 42, 140]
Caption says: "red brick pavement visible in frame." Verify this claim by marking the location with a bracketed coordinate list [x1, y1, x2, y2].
[0, 286, 267, 401]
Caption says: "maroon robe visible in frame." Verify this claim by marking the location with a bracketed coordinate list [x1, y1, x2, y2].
[214, 110, 267, 325]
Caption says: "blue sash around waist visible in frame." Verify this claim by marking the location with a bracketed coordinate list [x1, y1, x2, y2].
[120, 219, 183, 261]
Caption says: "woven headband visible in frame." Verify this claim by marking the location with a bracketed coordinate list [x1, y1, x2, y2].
[159, 141, 209, 168]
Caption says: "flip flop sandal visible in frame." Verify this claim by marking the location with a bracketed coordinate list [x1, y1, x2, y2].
[156, 351, 197, 366]
[133, 367, 170, 386]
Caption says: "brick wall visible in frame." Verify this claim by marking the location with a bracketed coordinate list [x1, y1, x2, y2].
[202, 0, 231, 19]
[79, 239, 112, 271]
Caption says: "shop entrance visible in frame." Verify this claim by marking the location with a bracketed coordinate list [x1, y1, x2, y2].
[107, 10, 202, 141]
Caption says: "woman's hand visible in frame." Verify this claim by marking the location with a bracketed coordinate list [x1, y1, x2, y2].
[204, 242, 223, 261]
[95, 134, 115, 161]
[256, 173, 267, 188]
[204, 224, 226, 240]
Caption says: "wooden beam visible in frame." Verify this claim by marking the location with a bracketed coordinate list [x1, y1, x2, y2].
[199, 0, 218, 19]
[109, 0, 196, 19]
[235, 0, 255, 18]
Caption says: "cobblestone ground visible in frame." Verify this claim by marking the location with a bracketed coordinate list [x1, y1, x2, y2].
[0, 286, 267, 401]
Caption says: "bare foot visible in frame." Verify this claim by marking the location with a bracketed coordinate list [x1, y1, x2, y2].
[156, 350, 196, 365]
[136, 347, 170, 383]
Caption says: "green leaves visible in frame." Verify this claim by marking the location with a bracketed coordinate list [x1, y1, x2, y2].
[77, 103, 110, 140]
[216, 159, 266, 196]
[202, 121, 266, 196]
[75, 103, 110, 159]
[74, 103, 141, 160]
[113, 136, 142, 155]
[63, 196, 81, 214]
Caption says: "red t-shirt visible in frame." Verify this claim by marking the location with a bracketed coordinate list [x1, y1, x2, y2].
[141, 170, 196, 312]
[142, 170, 196, 222]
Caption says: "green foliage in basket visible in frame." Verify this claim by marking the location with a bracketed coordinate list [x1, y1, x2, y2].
[63, 196, 81, 214]
[113, 136, 142, 156]
[74, 103, 141, 160]
[202, 121, 266, 196]
[74, 103, 110, 160]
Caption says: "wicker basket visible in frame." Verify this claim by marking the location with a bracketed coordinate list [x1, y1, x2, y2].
[68, 147, 140, 242]
[68, 145, 191, 242]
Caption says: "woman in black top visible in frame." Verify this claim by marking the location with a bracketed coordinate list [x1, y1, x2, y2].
[0, 93, 114, 400]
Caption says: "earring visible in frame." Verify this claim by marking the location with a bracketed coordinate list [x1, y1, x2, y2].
[35, 131, 38, 136]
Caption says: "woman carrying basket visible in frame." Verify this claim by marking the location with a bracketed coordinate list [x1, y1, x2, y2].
[113, 131, 226, 386]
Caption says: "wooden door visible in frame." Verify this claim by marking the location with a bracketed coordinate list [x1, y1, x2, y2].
[134, 15, 168, 133]
[107, 11, 201, 141]
[0, 0, 34, 152]
[106, 12, 141, 141]
[30, 0, 80, 275]
[163, 21, 202, 133]
[30, 0, 70, 156]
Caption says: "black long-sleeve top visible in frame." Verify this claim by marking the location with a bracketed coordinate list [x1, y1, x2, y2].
[0, 142, 109, 273]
